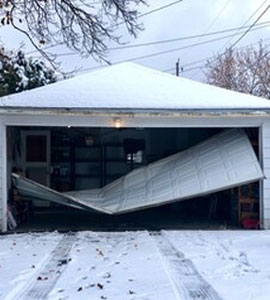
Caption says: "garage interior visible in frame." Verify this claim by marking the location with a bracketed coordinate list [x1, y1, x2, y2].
[6, 126, 261, 231]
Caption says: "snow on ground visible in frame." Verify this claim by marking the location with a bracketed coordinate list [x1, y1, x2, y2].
[47, 231, 176, 300]
[0, 230, 270, 300]
[165, 230, 270, 300]
[0, 232, 61, 300]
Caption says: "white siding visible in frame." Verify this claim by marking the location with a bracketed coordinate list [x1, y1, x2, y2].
[0, 122, 6, 232]
[0, 123, 2, 231]
[261, 121, 270, 229]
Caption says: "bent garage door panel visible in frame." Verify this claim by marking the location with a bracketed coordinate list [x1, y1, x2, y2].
[12, 129, 264, 214]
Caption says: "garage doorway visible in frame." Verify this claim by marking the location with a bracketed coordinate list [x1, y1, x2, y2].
[6, 126, 261, 231]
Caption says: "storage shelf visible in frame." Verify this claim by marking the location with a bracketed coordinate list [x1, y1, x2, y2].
[75, 160, 102, 163]
[75, 174, 101, 178]
[51, 160, 71, 163]
[74, 159, 126, 163]
[51, 146, 70, 149]
[51, 138, 132, 189]
[238, 183, 259, 225]
[239, 198, 259, 204]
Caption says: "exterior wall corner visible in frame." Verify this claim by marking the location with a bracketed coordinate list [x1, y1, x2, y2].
[261, 121, 270, 229]
[0, 122, 6, 232]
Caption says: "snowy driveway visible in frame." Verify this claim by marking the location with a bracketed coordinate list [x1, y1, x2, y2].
[0, 231, 270, 300]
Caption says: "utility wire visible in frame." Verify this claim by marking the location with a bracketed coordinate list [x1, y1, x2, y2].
[162, 37, 270, 74]
[180, 0, 232, 60]
[112, 25, 268, 62]
[239, 43, 270, 76]
[229, 4, 270, 49]
[25, 0, 183, 56]
[110, 22, 269, 50]
[177, 38, 270, 73]
[47, 21, 270, 58]
[221, 0, 269, 49]
[76, 24, 269, 74]
[190, 1, 270, 79]
[204, 0, 232, 32]
[136, 0, 183, 19]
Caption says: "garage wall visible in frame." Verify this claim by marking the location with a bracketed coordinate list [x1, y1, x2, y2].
[262, 121, 270, 229]
[0, 123, 2, 231]
[0, 122, 6, 232]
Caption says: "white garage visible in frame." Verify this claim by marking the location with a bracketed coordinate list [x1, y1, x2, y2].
[1, 62, 270, 232]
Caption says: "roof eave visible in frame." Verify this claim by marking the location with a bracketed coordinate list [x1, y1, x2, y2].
[0, 107, 270, 118]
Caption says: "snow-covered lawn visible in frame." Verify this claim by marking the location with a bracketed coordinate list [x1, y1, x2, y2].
[0, 232, 61, 300]
[165, 230, 270, 300]
[0, 230, 270, 300]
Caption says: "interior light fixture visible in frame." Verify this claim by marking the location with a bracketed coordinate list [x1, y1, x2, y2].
[114, 118, 121, 129]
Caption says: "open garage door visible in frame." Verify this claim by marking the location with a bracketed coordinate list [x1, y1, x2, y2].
[12, 129, 263, 215]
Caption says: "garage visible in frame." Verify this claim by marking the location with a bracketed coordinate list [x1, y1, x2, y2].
[1, 62, 270, 232]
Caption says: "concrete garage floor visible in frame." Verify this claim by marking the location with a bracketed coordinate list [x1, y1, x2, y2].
[14, 201, 237, 233]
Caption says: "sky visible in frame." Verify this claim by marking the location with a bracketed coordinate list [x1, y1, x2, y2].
[2, 0, 270, 82]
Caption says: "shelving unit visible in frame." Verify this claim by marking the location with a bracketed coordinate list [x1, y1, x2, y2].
[50, 134, 73, 192]
[103, 143, 130, 185]
[50, 134, 146, 191]
[238, 183, 259, 227]
[74, 145, 102, 189]
[237, 130, 260, 228]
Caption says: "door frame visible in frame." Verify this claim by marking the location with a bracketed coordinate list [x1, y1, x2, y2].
[21, 130, 51, 187]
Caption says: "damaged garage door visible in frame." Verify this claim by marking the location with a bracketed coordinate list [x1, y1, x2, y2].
[12, 129, 264, 214]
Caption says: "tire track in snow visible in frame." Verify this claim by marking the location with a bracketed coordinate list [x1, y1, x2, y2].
[9, 232, 77, 300]
[151, 232, 223, 300]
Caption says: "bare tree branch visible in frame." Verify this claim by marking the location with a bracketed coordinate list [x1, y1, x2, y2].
[205, 43, 270, 100]
[0, 0, 146, 67]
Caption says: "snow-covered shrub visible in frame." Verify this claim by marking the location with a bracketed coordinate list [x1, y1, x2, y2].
[0, 47, 56, 97]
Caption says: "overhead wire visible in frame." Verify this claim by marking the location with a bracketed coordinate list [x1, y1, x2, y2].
[34, 21, 270, 59]
[239, 43, 270, 76]
[76, 24, 269, 74]
[25, 0, 270, 79]
[133, 0, 183, 19]
[203, 0, 232, 32]
[25, 0, 183, 56]
[221, 0, 269, 49]
[179, 38, 270, 74]
[229, 4, 270, 49]
[179, 0, 232, 61]
[161, 37, 270, 74]
[190, 0, 270, 79]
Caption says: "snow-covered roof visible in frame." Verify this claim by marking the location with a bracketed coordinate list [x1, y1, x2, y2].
[1, 62, 270, 111]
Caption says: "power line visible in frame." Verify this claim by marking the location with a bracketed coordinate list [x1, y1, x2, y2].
[136, 0, 183, 19]
[240, 43, 270, 76]
[113, 25, 268, 62]
[221, 0, 269, 49]
[31, 21, 269, 59]
[77, 24, 269, 74]
[183, 39, 270, 74]
[180, 0, 232, 60]
[108, 21, 270, 50]
[188, 37, 270, 66]
[162, 37, 270, 74]
[190, 1, 270, 79]
[204, 0, 232, 32]
[26, 0, 183, 56]
[229, 4, 270, 49]
[116, 0, 183, 26]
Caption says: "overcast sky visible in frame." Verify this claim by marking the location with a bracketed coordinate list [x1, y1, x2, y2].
[2, 0, 270, 82]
